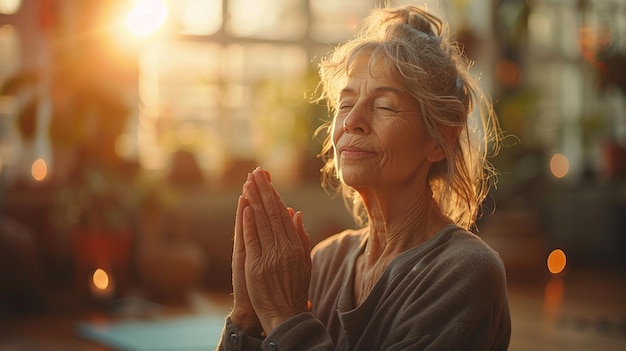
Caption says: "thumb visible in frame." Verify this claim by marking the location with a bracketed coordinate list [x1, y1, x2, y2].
[293, 211, 311, 254]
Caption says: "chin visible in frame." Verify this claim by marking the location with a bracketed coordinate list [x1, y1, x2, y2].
[339, 170, 371, 189]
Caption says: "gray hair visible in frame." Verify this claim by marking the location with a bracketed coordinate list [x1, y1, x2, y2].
[314, 5, 502, 230]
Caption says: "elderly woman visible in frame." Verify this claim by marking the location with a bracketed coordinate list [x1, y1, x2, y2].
[218, 5, 510, 351]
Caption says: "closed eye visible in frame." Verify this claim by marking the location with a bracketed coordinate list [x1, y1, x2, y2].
[338, 104, 354, 112]
[375, 104, 399, 114]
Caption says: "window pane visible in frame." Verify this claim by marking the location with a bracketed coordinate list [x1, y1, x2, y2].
[220, 43, 309, 171]
[309, 0, 374, 43]
[0, 24, 21, 167]
[138, 41, 222, 170]
[169, 0, 222, 36]
[223, 44, 308, 83]
[227, 0, 306, 39]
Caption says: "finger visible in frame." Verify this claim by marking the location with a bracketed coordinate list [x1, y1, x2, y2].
[293, 211, 311, 256]
[242, 205, 262, 258]
[233, 195, 249, 265]
[261, 168, 272, 182]
[257, 169, 291, 220]
[242, 179, 277, 249]
[253, 169, 291, 230]
[251, 169, 299, 244]
[243, 170, 293, 253]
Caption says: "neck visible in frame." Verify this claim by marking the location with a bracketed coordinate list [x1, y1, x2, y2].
[360, 187, 451, 268]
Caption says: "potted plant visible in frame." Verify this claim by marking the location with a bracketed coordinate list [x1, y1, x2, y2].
[52, 166, 135, 300]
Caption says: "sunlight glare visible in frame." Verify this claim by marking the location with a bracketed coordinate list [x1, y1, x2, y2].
[125, 0, 168, 38]
[0, 0, 21, 15]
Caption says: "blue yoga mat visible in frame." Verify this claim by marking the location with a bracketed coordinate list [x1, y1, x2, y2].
[76, 314, 225, 350]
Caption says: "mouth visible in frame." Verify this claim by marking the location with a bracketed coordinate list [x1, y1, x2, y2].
[339, 146, 375, 159]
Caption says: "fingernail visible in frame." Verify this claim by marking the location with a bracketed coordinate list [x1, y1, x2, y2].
[296, 211, 303, 225]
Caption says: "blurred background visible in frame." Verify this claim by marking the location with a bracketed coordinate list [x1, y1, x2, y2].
[0, 0, 625, 350]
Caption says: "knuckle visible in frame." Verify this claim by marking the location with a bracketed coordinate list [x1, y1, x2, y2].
[266, 207, 282, 223]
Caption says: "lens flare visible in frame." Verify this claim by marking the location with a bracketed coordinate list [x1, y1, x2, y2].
[125, 0, 168, 38]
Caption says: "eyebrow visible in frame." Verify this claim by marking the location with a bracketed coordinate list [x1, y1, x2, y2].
[340, 85, 404, 97]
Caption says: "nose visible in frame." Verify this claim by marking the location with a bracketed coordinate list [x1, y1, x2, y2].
[342, 105, 369, 134]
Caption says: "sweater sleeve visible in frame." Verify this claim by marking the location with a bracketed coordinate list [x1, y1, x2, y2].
[216, 317, 263, 351]
[262, 313, 334, 351]
[216, 314, 334, 351]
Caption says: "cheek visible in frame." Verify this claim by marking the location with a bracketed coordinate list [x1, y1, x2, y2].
[331, 118, 342, 146]
[383, 121, 430, 161]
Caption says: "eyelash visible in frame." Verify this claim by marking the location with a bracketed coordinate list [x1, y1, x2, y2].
[338, 103, 396, 112]
[338, 104, 353, 112]
[376, 105, 395, 111]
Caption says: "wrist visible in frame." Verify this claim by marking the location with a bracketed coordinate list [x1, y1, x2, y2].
[262, 304, 310, 335]
[230, 310, 263, 336]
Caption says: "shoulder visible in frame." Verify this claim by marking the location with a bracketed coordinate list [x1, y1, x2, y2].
[446, 229, 505, 271]
[310, 228, 364, 275]
[311, 228, 364, 260]
[423, 227, 508, 289]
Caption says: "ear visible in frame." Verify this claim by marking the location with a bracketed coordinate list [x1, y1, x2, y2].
[427, 142, 446, 163]
[427, 126, 460, 163]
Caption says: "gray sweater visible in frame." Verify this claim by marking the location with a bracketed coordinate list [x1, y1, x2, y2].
[218, 224, 511, 350]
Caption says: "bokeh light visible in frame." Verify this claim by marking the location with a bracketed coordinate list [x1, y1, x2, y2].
[495, 59, 521, 87]
[92, 268, 110, 290]
[547, 249, 567, 274]
[549, 153, 569, 179]
[125, 0, 168, 39]
[31, 158, 47, 182]
[0, 0, 21, 15]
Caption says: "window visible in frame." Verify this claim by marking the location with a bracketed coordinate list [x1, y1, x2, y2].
[137, 0, 382, 184]
[227, 0, 307, 39]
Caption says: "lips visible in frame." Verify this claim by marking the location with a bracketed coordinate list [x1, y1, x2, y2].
[339, 145, 374, 158]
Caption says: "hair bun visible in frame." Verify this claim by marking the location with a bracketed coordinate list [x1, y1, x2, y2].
[405, 10, 438, 36]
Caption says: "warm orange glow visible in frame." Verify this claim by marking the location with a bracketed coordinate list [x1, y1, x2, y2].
[0, 0, 21, 15]
[579, 26, 611, 67]
[114, 133, 133, 159]
[495, 59, 521, 87]
[549, 153, 569, 179]
[31, 158, 48, 182]
[544, 277, 564, 322]
[125, 0, 168, 38]
[547, 249, 567, 274]
[92, 268, 110, 290]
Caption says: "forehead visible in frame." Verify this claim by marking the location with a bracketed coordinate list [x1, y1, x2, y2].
[343, 52, 403, 92]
